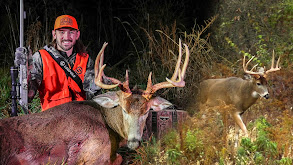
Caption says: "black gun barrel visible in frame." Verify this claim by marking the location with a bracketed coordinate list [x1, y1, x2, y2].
[10, 66, 19, 116]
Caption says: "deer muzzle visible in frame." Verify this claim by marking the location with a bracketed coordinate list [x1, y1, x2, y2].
[263, 93, 270, 99]
[127, 138, 141, 149]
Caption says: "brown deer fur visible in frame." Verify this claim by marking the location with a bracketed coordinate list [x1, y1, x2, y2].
[0, 92, 172, 165]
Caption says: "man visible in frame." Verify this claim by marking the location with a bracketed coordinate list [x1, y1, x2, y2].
[15, 15, 100, 111]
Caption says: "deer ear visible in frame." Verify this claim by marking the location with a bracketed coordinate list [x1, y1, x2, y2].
[92, 91, 119, 108]
[148, 96, 172, 111]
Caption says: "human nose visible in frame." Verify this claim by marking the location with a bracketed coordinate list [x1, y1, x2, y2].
[62, 31, 71, 40]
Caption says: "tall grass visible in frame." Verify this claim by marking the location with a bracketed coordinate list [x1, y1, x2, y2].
[0, 67, 12, 118]
[132, 100, 293, 164]
[116, 14, 217, 112]
[0, 66, 41, 118]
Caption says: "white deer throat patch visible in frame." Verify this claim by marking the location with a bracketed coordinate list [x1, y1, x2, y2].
[252, 91, 260, 98]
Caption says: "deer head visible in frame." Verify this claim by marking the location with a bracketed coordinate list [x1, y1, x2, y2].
[243, 50, 281, 99]
[93, 40, 189, 149]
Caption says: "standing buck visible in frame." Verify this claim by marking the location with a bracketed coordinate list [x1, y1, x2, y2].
[199, 53, 281, 136]
[0, 41, 189, 165]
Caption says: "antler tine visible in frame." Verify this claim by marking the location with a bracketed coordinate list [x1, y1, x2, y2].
[243, 55, 264, 75]
[264, 50, 281, 75]
[243, 55, 254, 71]
[122, 70, 132, 94]
[142, 39, 189, 100]
[180, 43, 189, 78]
[271, 50, 275, 70]
[250, 64, 259, 71]
[170, 39, 182, 81]
[94, 42, 125, 90]
[95, 42, 107, 79]
[169, 39, 189, 81]
[276, 54, 281, 68]
[143, 72, 153, 98]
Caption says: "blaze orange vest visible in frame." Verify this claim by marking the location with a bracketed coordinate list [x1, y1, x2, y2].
[38, 49, 88, 111]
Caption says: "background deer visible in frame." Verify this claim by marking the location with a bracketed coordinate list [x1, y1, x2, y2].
[199, 53, 281, 136]
[0, 41, 189, 165]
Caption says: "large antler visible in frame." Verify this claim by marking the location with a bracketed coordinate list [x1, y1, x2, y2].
[243, 50, 281, 77]
[142, 39, 190, 100]
[264, 50, 281, 76]
[243, 55, 264, 75]
[94, 42, 131, 94]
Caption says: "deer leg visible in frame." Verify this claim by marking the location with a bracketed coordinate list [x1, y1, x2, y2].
[234, 122, 241, 148]
[232, 112, 248, 148]
[232, 112, 248, 136]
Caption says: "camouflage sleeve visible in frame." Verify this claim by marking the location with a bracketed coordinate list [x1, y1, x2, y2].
[83, 56, 101, 99]
[28, 51, 43, 102]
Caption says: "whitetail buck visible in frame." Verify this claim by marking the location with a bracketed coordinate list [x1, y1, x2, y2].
[0, 40, 189, 165]
[199, 52, 281, 136]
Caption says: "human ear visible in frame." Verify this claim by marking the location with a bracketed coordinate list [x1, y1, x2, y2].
[52, 30, 57, 39]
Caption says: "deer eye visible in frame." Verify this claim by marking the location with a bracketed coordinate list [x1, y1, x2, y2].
[256, 82, 261, 86]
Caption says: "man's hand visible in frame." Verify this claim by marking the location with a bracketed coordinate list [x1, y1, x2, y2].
[14, 47, 28, 66]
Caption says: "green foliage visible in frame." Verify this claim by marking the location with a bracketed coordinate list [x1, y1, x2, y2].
[278, 157, 293, 165]
[166, 148, 182, 165]
[0, 67, 12, 118]
[133, 138, 161, 164]
[268, 0, 293, 63]
[184, 129, 203, 152]
[0, 66, 41, 118]
[236, 117, 284, 164]
[161, 129, 180, 152]
[134, 110, 292, 164]
[183, 129, 204, 160]
[29, 92, 42, 114]
[225, 37, 262, 66]
[212, 0, 292, 69]
[255, 118, 277, 158]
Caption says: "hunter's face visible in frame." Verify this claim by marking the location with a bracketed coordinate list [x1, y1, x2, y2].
[52, 28, 80, 53]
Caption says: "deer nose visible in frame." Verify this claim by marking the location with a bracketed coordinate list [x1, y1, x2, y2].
[263, 93, 270, 99]
[127, 139, 141, 149]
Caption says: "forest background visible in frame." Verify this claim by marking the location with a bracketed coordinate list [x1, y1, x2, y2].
[0, 0, 292, 164]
